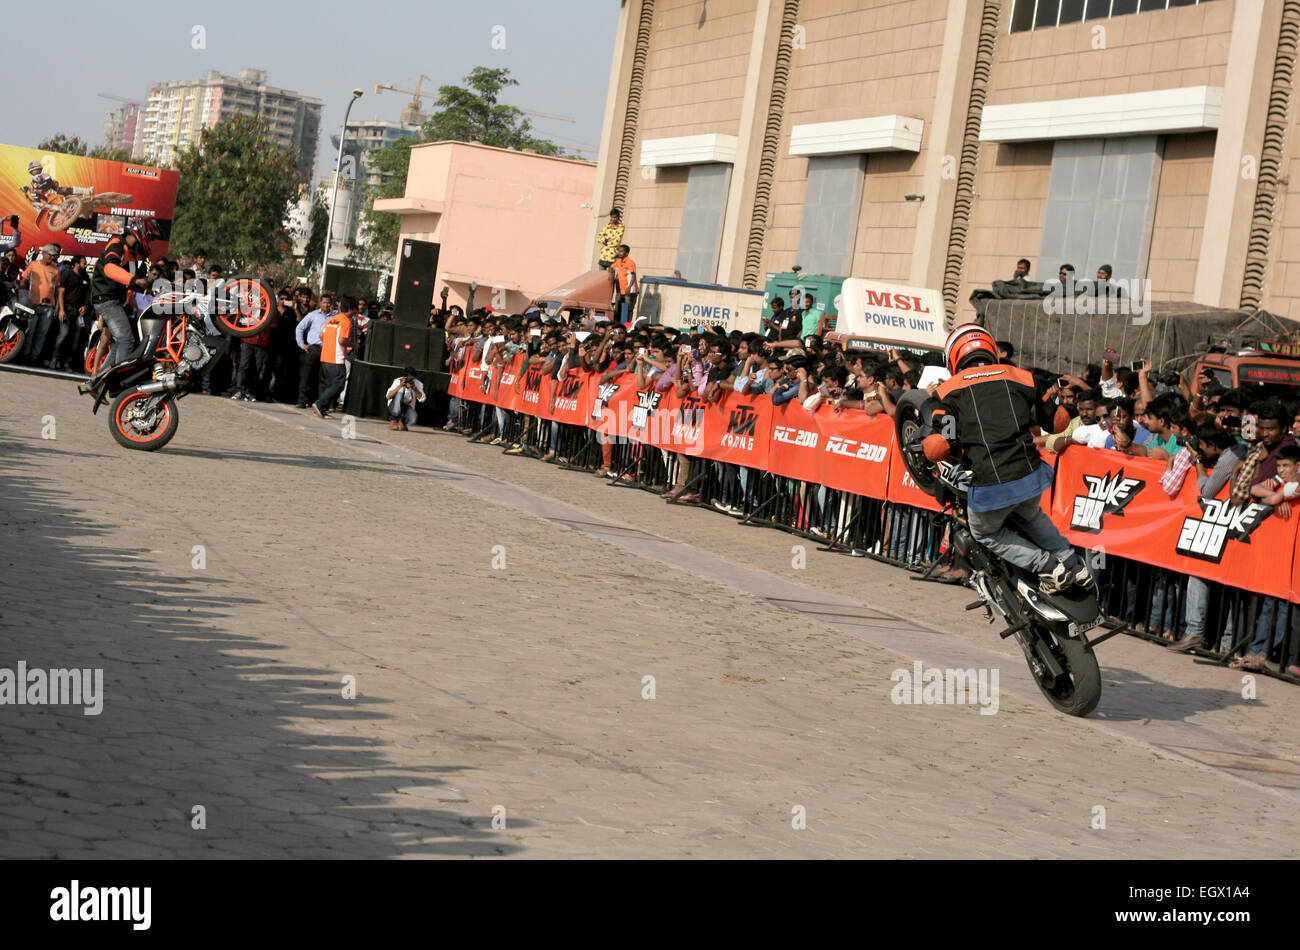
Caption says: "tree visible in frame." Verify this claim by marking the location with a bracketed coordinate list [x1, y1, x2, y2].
[34, 134, 135, 164]
[302, 186, 330, 273]
[359, 67, 569, 265]
[89, 146, 132, 163]
[170, 114, 302, 274]
[35, 134, 91, 156]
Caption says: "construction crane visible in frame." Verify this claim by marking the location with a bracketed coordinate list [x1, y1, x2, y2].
[374, 75, 433, 127]
[98, 92, 141, 107]
[374, 75, 579, 130]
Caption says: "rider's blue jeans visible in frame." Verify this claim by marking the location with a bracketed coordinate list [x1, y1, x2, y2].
[967, 495, 1073, 574]
[94, 300, 134, 367]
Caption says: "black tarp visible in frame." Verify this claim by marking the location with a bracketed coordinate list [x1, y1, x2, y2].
[971, 297, 1300, 377]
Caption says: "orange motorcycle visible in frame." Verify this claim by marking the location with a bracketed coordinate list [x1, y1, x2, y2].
[23, 186, 135, 231]
[80, 278, 273, 450]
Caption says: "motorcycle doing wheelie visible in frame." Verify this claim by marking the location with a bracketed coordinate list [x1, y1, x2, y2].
[80, 278, 273, 451]
[0, 280, 34, 365]
[894, 388, 1107, 717]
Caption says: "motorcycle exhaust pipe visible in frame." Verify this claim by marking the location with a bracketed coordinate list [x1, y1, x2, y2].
[134, 380, 178, 394]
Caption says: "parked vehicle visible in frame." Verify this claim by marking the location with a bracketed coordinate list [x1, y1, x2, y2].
[0, 280, 33, 364]
[634, 276, 766, 334]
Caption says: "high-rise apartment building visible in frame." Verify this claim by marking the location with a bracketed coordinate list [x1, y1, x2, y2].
[325, 117, 421, 248]
[138, 69, 322, 179]
[100, 102, 143, 158]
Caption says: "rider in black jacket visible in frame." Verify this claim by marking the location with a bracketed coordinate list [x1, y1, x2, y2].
[930, 324, 1091, 594]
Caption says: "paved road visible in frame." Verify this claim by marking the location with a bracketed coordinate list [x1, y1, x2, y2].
[1, 369, 1296, 858]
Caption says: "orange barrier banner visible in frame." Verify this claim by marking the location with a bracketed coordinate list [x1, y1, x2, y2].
[1049, 447, 1297, 599]
[767, 402, 892, 498]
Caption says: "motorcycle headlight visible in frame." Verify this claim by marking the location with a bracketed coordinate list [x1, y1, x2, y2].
[1016, 579, 1069, 622]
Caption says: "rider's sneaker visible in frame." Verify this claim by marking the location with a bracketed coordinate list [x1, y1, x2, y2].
[1040, 557, 1092, 595]
[1039, 561, 1072, 595]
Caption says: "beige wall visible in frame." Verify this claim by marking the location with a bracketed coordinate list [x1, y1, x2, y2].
[617, 0, 758, 280]
[757, 0, 948, 283]
[1148, 132, 1215, 302]
[958, 1, 1235, 319]
[597, 0, 1300, 326]
[993, 1, 1232, 104]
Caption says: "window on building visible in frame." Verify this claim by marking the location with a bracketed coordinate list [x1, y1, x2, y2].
[1009, 0, 1217, 31]
[674, 163, 732, 284]
[1037, 136, 1162, 284]
[795, 154, 866, 279]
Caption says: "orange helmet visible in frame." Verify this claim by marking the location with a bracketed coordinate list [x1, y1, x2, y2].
[944, 323, 998, 374]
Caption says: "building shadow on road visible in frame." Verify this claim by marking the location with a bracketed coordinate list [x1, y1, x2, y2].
[163, 446, 402, 476]
[0, 435, 524, 858]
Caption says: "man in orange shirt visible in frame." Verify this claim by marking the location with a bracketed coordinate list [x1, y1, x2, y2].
[313, 294, 356, 417]
[609, 244, 638, 325]
[20, 244, 61, 363]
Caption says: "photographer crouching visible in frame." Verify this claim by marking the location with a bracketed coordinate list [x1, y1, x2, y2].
[385, 366, 426, 431]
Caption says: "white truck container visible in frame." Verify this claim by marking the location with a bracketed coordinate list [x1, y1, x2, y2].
[634, 276, 767, 334]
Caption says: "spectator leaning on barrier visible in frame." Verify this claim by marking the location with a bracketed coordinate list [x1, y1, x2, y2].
[1045, 389, 1100, 453]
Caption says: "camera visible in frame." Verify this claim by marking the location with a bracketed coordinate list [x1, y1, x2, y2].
[1177, 434, 1200, 455]
[1152, 370, 1181, 387]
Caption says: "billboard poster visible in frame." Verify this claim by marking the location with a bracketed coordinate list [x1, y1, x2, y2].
[0, 144, 178, 261]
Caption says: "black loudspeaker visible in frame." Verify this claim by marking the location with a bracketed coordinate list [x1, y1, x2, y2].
[364, 320, 394, 365]
[393, 239, 440, 325]
[364, 322, 446, 373]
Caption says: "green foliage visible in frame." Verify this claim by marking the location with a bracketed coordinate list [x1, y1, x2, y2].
[170, 114, 302, 274]
[35, 134, 91, 156]
[34, 134, 138, 165]
[358, 67, 568, 267]
[89, 146, 132, 163]
[303, 187, 330, 273]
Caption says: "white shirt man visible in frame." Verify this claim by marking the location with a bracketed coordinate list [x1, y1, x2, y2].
[386, 370, 426, 430]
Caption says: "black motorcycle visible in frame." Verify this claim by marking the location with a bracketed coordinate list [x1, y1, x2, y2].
[0, 280, 34, 365]
[894, 389, 1108, 717]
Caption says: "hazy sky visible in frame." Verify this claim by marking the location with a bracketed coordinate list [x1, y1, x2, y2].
[8, 0, 620, 178]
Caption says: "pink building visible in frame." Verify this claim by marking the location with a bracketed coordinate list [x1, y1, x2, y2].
[375, 141, 598, 314]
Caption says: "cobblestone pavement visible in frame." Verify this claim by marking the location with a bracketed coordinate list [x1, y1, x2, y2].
[1, 370, 1297, 859]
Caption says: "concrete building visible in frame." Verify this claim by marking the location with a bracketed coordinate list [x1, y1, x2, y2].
[100, 102, 143, 158]
[375, 141, 597, 312]
[588, 0, 1300, 323]
[139, 69, 322, 179]
[327, 117, 421, 249]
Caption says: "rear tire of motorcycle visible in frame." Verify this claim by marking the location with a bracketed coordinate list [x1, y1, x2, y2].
[1031, 623, 1102, 717]
[109, 390, 178, 452]
[894, 388, 941, 497]
[212, 277, 274, 339]
[0, 326, 26, 365]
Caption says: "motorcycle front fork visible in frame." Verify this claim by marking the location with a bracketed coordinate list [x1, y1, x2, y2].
[970, 570, 1054, 680]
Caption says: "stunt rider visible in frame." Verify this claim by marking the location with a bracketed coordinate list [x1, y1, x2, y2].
[928, 324, 1091, 595]
[26, 160, 92, 204]
[88, 220, 155, 368]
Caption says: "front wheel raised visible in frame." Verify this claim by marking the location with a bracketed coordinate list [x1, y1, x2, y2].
[1029, 623, 1101, 717]
[109, 390, 178, 451]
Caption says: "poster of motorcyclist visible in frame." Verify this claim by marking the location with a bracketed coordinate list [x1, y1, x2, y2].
[0, 143, 178, 261]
